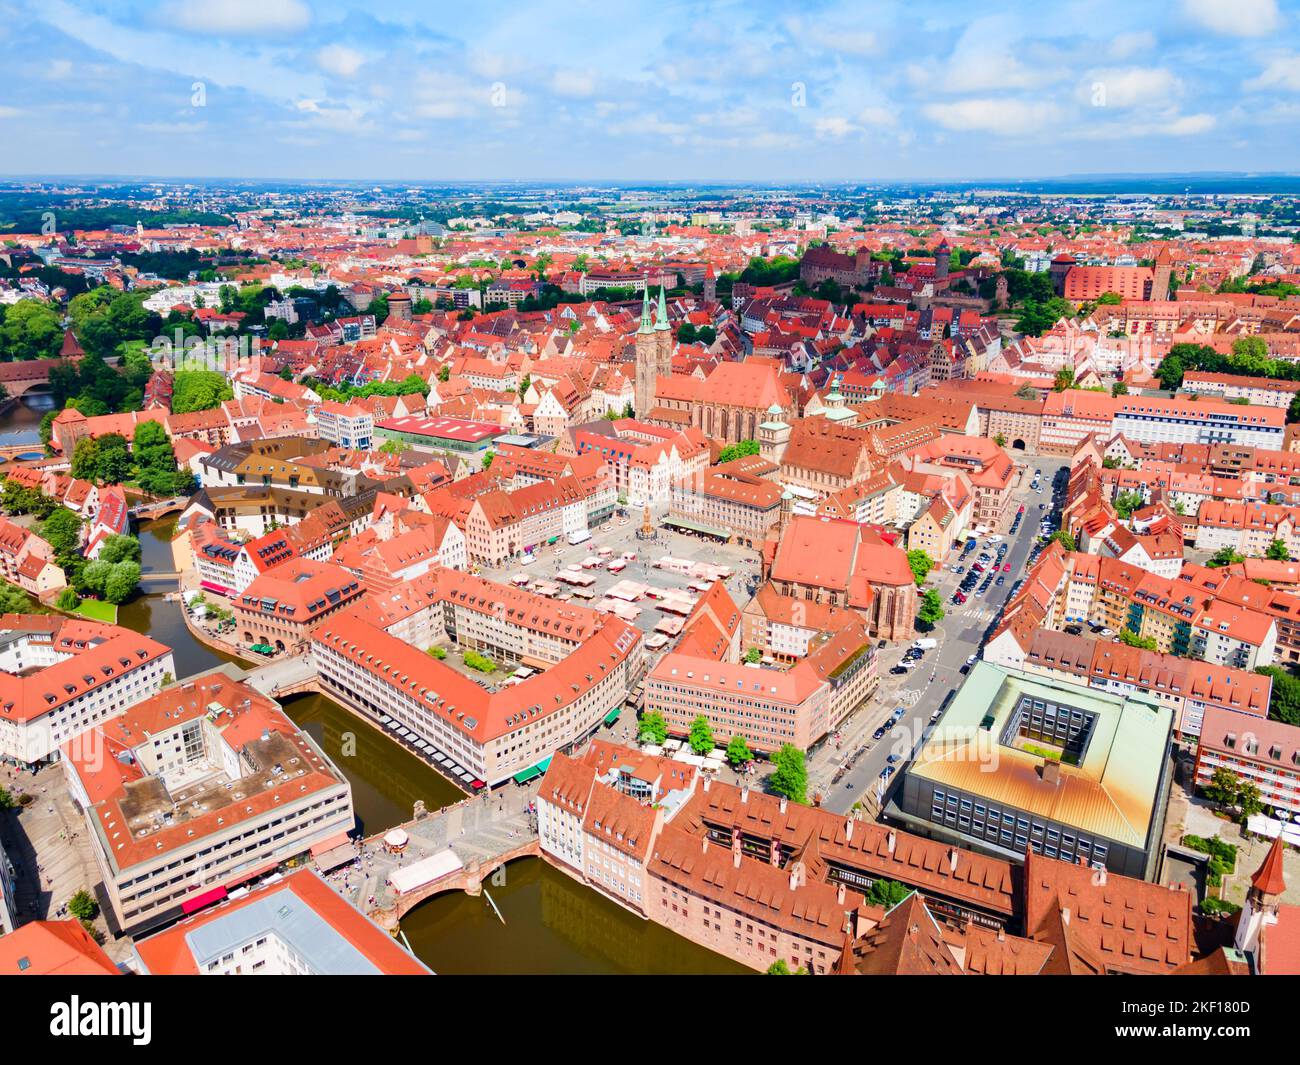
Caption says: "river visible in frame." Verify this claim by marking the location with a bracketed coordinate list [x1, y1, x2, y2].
[3, 396, 741, 974]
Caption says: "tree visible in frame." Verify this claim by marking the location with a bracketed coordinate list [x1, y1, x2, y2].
[67, 889, 99, 922]
[725, 735, 753, 768]
[1111, 381, 1129, 397]
[1048, 530, 1076, 551]
[906, 549, 933, 586]
[865, 878, 912, 909]
[1052, 368, 1075, 392]
[1157, 353, 1185, 391]
[993, 432, 1007, 448]
[639, 710, 668, 745]
[41, 508, 83, 561]
[171, 370, 234, 414]
[56, 587, 80, 611]
[1289, 392, 1300, 425]
[99, 534, 141, 565]
[69, 436, 101, 481]
[768, 744, 807, 804]
[103, 561, 141, 604]
[1256, 665, 1300, 726]
[481, 450, 495, 470]
[93, 433, 132, 484]
[1113, 491, 1144, 520]
[918, 588, 945, 628]
[1266, 539, 1291, 562]
[744, 646, 761, 664]
[1118, 629, 1157, 650]
[717, 440, 760, 464]
[0, 300, 62, 360]
[1207, 546, 1246, 569]
[688, 714, 714, 755]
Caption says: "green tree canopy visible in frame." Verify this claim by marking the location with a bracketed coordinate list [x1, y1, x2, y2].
[768, 744, 807, 804]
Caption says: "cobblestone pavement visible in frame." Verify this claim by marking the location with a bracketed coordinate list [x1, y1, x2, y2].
[317, 785, 540, 913]
[0, 763, 128, 961]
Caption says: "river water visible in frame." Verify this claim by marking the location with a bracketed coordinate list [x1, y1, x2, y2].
[4, 397, 741, 974]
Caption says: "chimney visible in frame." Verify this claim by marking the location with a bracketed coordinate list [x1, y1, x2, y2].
[788, 861, 806, 890]
[779, 796, 788, 814]
[844, 816, 854, 842]
[769, 838, 781, 867]
[702, 775, 711, 792]
[949, 847, 959, 873]
[1041, 759, 1061, 786]
[700, 835, 709, 854]
[732, 835, 742, 868]
[887, 830, 896, 855]
[997, 926, 1006, 942]
[740, 787, 749, 804]
[836, 881, 846, 905]
[1061, 907, 1071, 926]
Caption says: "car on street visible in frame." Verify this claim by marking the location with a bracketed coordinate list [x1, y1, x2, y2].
[886, 754, 900, 765]
[1002, 563, 1012, 572]
[880, 765, 896, 780]
[872, 725, 887, 740]
[995, 576, 1006, 586]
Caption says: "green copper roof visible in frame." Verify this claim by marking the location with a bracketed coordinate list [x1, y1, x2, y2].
[638, 286, 654, 334]
[654, 285, 670, 331]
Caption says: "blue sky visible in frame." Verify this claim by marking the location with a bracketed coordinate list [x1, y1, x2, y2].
[1, 0, 1297, 182]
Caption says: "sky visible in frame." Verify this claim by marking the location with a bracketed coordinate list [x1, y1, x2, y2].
[0, 0, 1298, 183]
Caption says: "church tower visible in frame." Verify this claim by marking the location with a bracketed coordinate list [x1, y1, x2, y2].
[634, 285, 657, 417]
[1236, 835, 1286, 960]
[654, 285, 673, 378]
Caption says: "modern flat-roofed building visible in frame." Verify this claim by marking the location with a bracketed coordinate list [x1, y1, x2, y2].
[375, 415, 509, 455]
[894, 661, 1174, 880]
[132, 869, 430, 975]
[314, 400, 374, 450]
[63, 671, 354, 936]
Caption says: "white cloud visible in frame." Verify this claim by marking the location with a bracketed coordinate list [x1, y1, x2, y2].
[1183, 0, 1280, 37]
[924, 98, 1060, 136]
[1245, 53, 1300, 93]
[1108, 31, 1156, 60]
[814, 116, 857, 139]
[159, 0, 312, 35]
[783, 17, 877, 57]
[856, 104, 897, 128]
[0, 106, 22, 118]
[1080, 67, 1182, 109]
[317, 45, 366, 79]
[551, 69, 596, 98]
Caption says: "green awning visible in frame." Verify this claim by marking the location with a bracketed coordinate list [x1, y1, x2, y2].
[662, 516, 730, 540]
[513, 754, 552, 785]
[603, 707, 622, 726]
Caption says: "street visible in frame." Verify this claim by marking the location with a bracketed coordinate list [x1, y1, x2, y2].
[813, 455, 1071, 815]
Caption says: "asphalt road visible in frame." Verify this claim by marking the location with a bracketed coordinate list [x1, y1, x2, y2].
[817, 455, 1072, 815]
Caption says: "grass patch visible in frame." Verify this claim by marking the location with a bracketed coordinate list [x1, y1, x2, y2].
[73, 599, 118, 623]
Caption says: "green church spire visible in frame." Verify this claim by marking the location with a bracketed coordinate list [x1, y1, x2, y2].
[638, 285, 654, 334]
[654, 284, 670, 331]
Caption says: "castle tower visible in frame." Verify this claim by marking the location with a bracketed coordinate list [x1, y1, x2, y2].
[634, 285, 658, 417]
[1235, 835, 1286, 958]
[934, 239, 950, 284]
[1151, 246, 1173, 303]
[703, 265, 716, 304]
[995, 272, 1009, 308]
